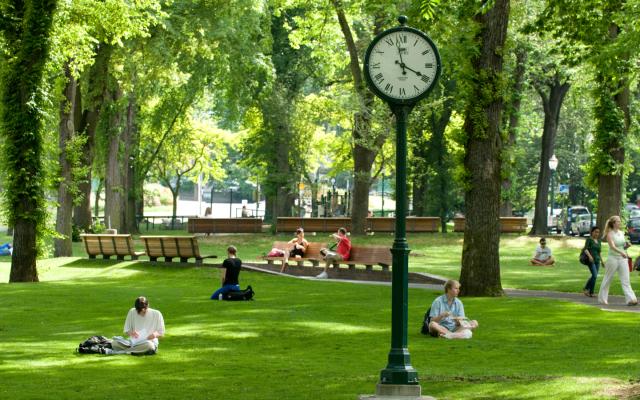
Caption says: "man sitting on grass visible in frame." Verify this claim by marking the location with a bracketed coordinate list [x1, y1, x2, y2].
[530, 237, 555, 266]
[211, 245, 242, 300]
[107, 296, 165, 355]
[428, 280, 478, 339]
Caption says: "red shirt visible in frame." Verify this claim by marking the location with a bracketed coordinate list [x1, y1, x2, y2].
[336, 236, 351, 260]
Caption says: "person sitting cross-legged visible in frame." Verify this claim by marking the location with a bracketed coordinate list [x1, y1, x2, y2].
[428, 280, 478, 339]
[530, 238, 555, 266]
[108, 296, 165, 355]
[211, 245, 242, 300]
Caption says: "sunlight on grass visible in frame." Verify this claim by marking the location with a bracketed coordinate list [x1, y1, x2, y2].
[292, 321, 385, 334]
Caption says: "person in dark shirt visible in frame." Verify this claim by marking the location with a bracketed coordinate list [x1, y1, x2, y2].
[211, 246, 242, 300]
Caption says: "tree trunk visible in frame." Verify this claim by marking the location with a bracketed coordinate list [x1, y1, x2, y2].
[596, 82, 629, 228]
[54, 63, 77, 257]
[332, 1, 386, 235]
[500, 47, 527, 217]
[2, 0, 57, 282]
[104, 85, 125, 232]
[74, 44, 112, 231]
[459, 0, 510, 297]
[530, 75, 570, 235]
[123, 93, 139, 234]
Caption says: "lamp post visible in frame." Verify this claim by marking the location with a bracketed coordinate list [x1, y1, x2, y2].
[381, 173, 385, 217]
[549, 154, 558, 231]
[330, 178, 336, 216]
[229, 184, 239, 218]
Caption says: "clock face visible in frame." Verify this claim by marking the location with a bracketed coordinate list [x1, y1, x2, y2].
[364, 28, 440, 103]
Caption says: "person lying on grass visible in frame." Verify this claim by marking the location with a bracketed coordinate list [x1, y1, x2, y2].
[428, 280, 478, 339]
[530, 237, 555, 266]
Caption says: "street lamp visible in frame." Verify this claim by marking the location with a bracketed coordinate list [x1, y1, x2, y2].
[229, 184, 239, 218]
[548, 154, 558, 230]
[381, 173, 385, 217]
[330, 178, 336, 216]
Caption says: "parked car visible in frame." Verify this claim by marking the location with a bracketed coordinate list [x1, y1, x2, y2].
[630, 209, 640, 219]
[571, 213, 596, 236]
[557, 206, 590, 235]
[627, 218, 640, 244]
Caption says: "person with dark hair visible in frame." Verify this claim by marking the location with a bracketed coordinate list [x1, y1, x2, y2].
[109, 296, 165, 355]
[582, 226, 601, 297]
[211, 246, 242, 300]
[530, 238, 555, 266]
[316, 227, 351, 279]
[281, 227, 309, 272]
[428, 280, 478, 339]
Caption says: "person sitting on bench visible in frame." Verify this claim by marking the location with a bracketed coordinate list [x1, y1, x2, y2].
[428, 280, 478, 339]
[316, 227, 351, 279]
[281, 227, 309, 272]
[211, 246, 242, 300]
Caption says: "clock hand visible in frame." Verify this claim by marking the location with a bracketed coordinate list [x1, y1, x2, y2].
[396, 42, 407, 75]
[401, 64, 424, 77]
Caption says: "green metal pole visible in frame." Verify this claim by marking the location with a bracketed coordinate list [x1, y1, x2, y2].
[380, 104, 418, 385]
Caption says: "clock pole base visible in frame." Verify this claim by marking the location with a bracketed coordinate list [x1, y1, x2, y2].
[358, 384, 436, 400]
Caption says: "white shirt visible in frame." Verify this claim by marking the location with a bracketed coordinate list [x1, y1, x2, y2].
[534, 245, 552, 261]
[123, 307, 165, 346]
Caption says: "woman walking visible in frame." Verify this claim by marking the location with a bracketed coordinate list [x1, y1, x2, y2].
[582, 226, 601, 297]
[598, 216, 638, 306]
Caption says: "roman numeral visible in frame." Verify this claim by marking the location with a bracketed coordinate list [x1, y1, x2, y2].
[385, 37, 394, 46]
[421, 75, 431, 83]
[371, 62, 380, 69]
[374, 73, 384, 83]
[384, 83, 393, 93]
[396, 34, 407, 45]
[422, 49, 431, 55]
[414, 85, 421, 93]
[413, 39, 419, 47]
[399, 87, 406, 96]
[425, 63, 434, 68]
[375, 50, 384, 54]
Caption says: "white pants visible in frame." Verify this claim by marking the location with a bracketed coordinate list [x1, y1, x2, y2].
[598, 257, 637, 304]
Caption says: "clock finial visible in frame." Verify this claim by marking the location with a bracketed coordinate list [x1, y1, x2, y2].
[398, 15, 408, 26]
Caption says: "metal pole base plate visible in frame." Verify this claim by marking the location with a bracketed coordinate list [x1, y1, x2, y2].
[358, 384, 436, 399]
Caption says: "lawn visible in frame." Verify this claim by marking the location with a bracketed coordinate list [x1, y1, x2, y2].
[1, 231, 639, 398]
[0, 253, 639, 399]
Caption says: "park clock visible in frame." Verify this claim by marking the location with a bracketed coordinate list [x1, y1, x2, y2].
[364, 23, 441, 104]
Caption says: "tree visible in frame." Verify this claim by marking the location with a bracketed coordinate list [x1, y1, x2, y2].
[458, 0, 510, 297]
[0, 0, 57, 281]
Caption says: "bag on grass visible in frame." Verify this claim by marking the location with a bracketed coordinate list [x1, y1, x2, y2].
[420, 307, 432, 335]
[579, 249, 590, 266]
[634, 257, 640, 271]
[77, 335, 112, 354]
[223, 285, 255, 301]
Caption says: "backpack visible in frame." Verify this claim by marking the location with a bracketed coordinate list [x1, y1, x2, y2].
[223, 285, 255, 301]
[77, 335, 112, 354]
[420, 307, 432, 335]
[634, 257, 640, 271]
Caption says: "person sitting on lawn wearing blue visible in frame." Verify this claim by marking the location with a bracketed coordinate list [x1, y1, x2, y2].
[211, 245, 242, 300]
[428, 279, 478, 339]
[0, 243, 12, 256]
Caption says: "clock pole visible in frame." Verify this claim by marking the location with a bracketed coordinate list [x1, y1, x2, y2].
[378, 102, 420, 388]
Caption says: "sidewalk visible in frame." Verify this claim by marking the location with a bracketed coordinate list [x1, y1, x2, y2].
[243, 263, 639, 314]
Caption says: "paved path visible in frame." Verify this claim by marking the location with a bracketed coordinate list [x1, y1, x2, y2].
[243, 263, 640, 314]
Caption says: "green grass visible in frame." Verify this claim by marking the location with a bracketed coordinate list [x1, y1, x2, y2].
[1, 231, 639, 398]
[0, 258, 639, 399]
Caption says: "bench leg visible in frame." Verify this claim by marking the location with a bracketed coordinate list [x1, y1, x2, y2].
[89, 255, 96, 259]
[132, 255, 139, 260]
[164, 257, 173, 263]
[332, 263, 339, 270]
[296, 261, 303, 267]
[195, 258, 203, 265]
[150, 257, 158, 262]
[348, 264, 355, 270]
[366, 265, 373, 272]
[102, 255, 111, 260]
[266, 260, 273, 265]
[117, 255, 125, 261]
[312, 260, 319, 267]
[381, 264, 389, 271]
[180, 257, 189, 263]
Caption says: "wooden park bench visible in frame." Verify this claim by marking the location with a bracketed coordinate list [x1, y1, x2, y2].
[329, 245, 392, 271]
[453, 217, 528, 233]
[80, 234, 145, 260]
[263, 241, 327, 267]
[187, 217, 262, 234]
[140, 236, 217, 265]
[367, 217, 441, 233]
[276, 217, 351, 233]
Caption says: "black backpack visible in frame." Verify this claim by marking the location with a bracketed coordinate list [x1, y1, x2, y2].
[223, 285, 255, 301]
[78, 335, 112, 354]
[420, 307, 432, 335]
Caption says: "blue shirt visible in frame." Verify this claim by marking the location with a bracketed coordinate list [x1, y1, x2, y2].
[429, 294, 465, 332]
